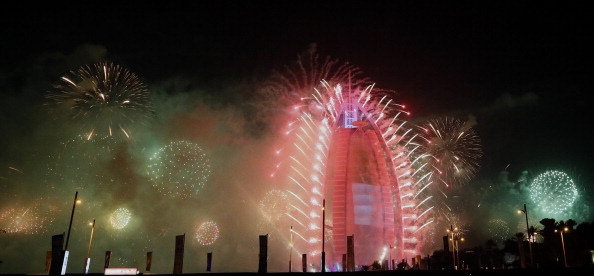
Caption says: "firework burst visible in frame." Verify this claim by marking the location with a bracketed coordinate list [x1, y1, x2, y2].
[110, 207, 132, 230]
[0, 205, 54, 235]
[146, 140, 211, 199]
[259, 189, 290, 223]
[417, 116, 482, 189]
[195, 220, 220, 246]
[487, 218, 510, 245]
[256, 44, 380, 123]
[45, 61, 154, 140]
[530, 170, 578, 216]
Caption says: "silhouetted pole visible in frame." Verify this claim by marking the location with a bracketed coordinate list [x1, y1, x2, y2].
[207, 252, 212, 272]
[447, 225, 458, 270]
[104, 251, 111, 269]
[523, 204, 534, 268]
[258, 234, 268, 273]
[442, 235, 450, 269]
[65, 191, 79, 251]
[289, 226, 293, 272]
[173, 234, 185, 274]
[302, 254, 307, 272]
[321, 199, 325, 272]
[389, 245, 393, 270]
[561, 230, 567, 267]
[347, 235, 355, 271]
[146, 252, 152, 271]
[556, 228, 568, 267]
[49, 233, 65, 276]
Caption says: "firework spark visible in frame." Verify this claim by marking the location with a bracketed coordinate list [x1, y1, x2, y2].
[487, 218, 510, 245]
[45, 61, 154, 140]
[146, 141, 212, 199]
[44, 134, 119, 192]
[0, 205, 54, 235]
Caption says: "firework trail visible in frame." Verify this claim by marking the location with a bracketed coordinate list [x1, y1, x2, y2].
[45, 61, 154, 140]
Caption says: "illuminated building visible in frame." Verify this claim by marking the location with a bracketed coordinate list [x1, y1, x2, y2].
[275, 81, 430, 271]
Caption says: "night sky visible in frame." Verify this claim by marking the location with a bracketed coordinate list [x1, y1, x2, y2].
[1, 1, 593, 273]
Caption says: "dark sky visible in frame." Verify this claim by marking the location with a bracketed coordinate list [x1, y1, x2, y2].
[1, 1, 593, 272]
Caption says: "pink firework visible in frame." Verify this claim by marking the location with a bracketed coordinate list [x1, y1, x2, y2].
[260, 43, 373, 104]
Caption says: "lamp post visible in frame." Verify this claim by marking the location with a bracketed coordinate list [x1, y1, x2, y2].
[83, 219, 95, 274]
[321, 199, 325, 272]
[389, 245, 393, 270]
[517, 204, 533, 268]
[456, 236, 464, 269]
[289, 226, 293, 272]
[447, 225, 459, 270]
[555, 227, 569, 267]
[65, 191, 81, 251]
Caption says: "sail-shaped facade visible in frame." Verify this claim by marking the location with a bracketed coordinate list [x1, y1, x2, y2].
[277, 81, 431, 271]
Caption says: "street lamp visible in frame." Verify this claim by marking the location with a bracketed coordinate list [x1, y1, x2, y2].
[555, 227, 569, 267]
[289, 226, 293, 272]
[83, 219, 95, 274]
[389, 245, 393, 270]
[517, 204, 534, 268]
[65, 191, 82, 251]
[447, 225, 461, 270]
[321, 199, 326, 273]
[457, 237, 464, 269]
